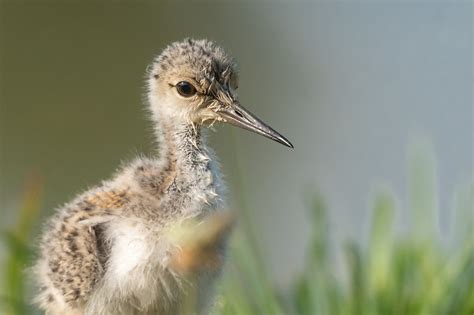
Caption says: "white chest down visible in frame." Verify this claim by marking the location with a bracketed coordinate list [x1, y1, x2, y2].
[84, 219, 190, 314]
[86, 187, 224, 314]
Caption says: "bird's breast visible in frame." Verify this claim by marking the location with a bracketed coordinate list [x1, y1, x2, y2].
[161, 160, 225, 217]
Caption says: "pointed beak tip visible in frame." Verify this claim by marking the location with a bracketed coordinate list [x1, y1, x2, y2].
[280, 138, 294, 149]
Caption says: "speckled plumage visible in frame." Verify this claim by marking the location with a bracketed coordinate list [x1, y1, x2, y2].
[34, 39, 238, 315]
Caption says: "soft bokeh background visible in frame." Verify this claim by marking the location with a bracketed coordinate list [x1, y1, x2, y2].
[0, 1, 472, 313]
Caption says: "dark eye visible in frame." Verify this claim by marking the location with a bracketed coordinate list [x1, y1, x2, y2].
[175, 81, 197, 97]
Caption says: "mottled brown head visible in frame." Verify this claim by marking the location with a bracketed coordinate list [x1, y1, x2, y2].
[148, 38, 293, 148]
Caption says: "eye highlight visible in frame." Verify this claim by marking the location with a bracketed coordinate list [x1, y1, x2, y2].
[175, 81, 197, 97]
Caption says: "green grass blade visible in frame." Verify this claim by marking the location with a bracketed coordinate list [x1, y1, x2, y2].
[408, 140, 439, 242]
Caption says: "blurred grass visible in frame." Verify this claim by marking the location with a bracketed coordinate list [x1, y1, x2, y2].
[1, 146, 473, 315]
[214, 143, 474, 315]
[1, 175, 42, 315]
[215, 183, 473, 315]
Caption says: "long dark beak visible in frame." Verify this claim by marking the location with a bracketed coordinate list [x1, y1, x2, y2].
[217, 102, 294, 148]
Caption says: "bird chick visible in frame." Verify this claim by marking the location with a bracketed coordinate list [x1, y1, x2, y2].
[34, 38, 292, 315]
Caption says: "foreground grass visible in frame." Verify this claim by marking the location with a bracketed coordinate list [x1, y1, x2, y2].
[215, 145, 474, 315]
[215, 185, 473, 315]
[1, 147, 473, 315]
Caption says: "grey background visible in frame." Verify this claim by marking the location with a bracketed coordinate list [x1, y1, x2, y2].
[1, 1, 472, 287]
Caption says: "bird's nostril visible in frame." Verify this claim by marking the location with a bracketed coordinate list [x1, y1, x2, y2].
[234, 110, 244, 118]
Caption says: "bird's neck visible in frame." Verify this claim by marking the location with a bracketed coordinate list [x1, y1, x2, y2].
[153, 115, 210, 173]
[146, 114, 221, 208]
[132, 109, 223, 212]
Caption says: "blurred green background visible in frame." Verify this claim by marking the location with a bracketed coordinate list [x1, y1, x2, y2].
[0, 1, 472, 314]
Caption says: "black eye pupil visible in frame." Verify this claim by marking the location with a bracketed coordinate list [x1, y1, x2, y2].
[176, 81, 196, 97]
